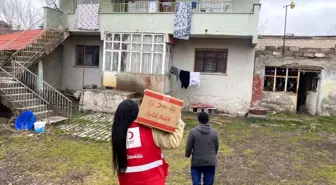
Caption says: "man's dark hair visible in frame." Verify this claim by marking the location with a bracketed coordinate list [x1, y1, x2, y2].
[198, 112, 209, 124]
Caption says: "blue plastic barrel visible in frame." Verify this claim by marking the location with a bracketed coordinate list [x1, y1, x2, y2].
[15, 111, 36, 131]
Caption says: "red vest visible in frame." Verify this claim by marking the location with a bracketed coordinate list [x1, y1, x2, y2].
[118, 122, 169, 185]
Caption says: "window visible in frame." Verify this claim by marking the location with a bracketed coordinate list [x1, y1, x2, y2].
[264, 67, 299, 93]
[103, 33, 172, 75]
[76, 45, 100, 67]
[195, 49, 228, 73]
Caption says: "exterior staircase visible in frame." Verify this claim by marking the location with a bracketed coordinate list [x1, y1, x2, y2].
[0, 15, 72, 121]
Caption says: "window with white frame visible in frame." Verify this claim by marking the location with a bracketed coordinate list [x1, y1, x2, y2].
[103, 33, 172, 75]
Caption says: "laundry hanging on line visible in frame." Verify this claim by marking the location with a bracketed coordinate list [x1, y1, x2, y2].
[179, 70, 190, 89]
[170, 66, 201, 89]
[190, 72, 200, 88]
[170, 66, 180, 81]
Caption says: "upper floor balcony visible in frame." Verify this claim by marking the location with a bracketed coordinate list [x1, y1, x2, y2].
[51, 0, 261, 43]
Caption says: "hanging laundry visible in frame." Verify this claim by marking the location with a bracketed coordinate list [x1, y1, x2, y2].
[74, 4, 100, 30]
[170, 66, 180, 81]
[192, 2, 197, 9]
[174, 2, 192, 40]
[179, 70, 190, 89]
[189, 72, 200, 87]
[149, 1, 158, 13]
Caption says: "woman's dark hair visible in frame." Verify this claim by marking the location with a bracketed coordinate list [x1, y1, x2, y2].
[112, 100, 139, 173]
[198, 112, 209, 124]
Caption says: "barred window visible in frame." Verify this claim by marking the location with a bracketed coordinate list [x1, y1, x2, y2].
[264, 67, 299, 93]
[195, 49, 228, 73]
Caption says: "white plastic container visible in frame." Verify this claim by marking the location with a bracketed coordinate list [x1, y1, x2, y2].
[34, 121, 46, 133]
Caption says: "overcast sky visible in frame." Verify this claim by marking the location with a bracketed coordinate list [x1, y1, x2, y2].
[259, 0, 336, 36]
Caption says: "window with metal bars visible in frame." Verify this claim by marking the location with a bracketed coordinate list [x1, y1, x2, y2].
[76, 45, 100, 67]
[264, 67, 299, 93]
[195, 49, 228, 73]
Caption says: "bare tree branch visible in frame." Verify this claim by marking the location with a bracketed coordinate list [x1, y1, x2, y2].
[0, 0, 43, 30]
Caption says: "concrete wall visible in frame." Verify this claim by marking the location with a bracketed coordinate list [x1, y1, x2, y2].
[171, 38, 255, 114]
[59, 0, 260, 44]
[61, 35, 103, 90]
[43, 46, 63, 90]
[100, 12, 260, 44]
[116, 73, 171, 95]
[253, 37, 336, 116]
[321, 70, 336, 116]
[43, 7, 64, 28]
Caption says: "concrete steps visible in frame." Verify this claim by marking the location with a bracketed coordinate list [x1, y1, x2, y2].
[0, 29, 71, 120]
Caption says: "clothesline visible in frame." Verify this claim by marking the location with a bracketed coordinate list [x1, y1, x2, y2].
[170, 66, 200, 89]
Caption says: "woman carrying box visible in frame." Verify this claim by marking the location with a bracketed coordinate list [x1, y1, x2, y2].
[112, 100, 185, 185]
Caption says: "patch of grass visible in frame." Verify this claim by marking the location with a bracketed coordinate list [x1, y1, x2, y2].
[320, 165, 336, 184]
[294, 164, 336, 185]
[0, 132, 115, 184]
[219, 142, 235, 157]
[245, 117, 305, 131]
[287, 133, 324, 143]
[0, 113, 336, 184]
[243, 149, 259, 167]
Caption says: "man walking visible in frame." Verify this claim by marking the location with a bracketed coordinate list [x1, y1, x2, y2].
[185, 112, 219, 185]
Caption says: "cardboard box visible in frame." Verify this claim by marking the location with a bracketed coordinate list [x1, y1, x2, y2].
[136, 89, 183, 133]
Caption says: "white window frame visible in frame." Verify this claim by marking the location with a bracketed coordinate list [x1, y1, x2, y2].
[103, 32, 172, 75]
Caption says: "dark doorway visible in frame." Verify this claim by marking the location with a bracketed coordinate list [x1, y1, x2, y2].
[0, 103, 13, 122]
[297, 71, 319, 114]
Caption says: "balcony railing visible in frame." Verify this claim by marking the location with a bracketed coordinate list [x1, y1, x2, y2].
[71, 0, 256, 14]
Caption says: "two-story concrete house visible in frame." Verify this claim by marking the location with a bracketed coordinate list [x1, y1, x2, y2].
[1, 0, 259, 117]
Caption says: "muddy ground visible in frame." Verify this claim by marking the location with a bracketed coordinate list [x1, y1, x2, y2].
[0, 113, 335, 185]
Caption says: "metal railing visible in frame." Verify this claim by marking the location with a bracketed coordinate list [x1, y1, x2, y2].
[9, 14, 68, 63]
[68, 0, 256, 14]
[99, 1, 256, 14]
[0, 14, 72, 119]
[0, 67, 51, 119]
[9, 61, 72, 118]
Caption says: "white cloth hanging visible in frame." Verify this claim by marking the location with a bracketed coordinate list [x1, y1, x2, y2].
[74, 4, 100, 30]
[149, 1, 158, 13]
[189, 72, 200, 87]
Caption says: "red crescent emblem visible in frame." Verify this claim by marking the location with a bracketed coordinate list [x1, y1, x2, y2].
[148, 100, 155, 107]
[127, 131, 134, 139]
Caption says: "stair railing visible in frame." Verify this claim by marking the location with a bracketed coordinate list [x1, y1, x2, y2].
[1, 14, 72, 118]
[11, 60, 72, 118]
[9, 14, 69, 63]
[0, 66, 51, 119]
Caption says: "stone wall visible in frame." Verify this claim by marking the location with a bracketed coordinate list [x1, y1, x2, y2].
[257, 36, 336, 50]
[258, 92, 296, 112]
[79, 89, 136, 113]
[253, 36, 336, 115]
